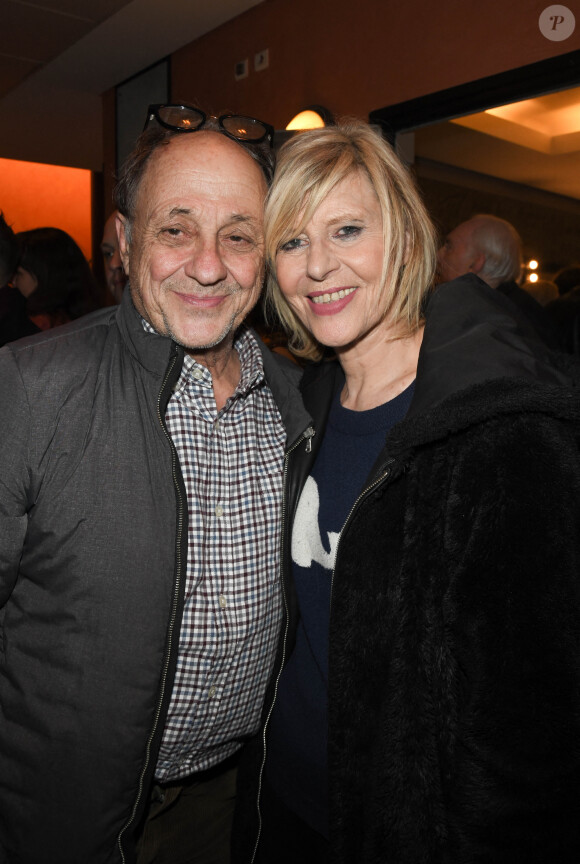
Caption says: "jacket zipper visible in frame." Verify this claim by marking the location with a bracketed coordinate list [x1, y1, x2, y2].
[249, 424, 315, 864]
[117, 352, 185, 862]
[330, 458, 395, 619]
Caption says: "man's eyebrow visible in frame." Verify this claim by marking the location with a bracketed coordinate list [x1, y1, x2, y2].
[165, 208, 260, 227]
[166, 208, 255, 219]
[228, 214, 260, 225]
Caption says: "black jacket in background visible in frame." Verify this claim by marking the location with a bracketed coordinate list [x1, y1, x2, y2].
[0, 284, 39, 347]
[496, 279, 560, 348]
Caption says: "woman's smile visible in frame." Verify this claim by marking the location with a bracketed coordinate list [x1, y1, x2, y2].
[307, 286, 358, 314]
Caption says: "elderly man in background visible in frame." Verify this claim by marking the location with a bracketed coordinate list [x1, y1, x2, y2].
[437, 213, 522, 289]
[101, 209, 128, 302]
[437, 213, 558, 346]
[0, 106, 310, 864]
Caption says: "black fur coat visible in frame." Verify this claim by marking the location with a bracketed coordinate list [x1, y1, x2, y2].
[235, 276, 580, 863]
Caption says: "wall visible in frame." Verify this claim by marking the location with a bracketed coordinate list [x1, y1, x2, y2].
[1, 157, 93, 261]
[173, 0, 580, 125]
[101, 0, 580, 209]
[102, 88, 118, 220]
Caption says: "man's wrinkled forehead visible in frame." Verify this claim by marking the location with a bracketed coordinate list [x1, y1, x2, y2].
[135, 132, 267, 216]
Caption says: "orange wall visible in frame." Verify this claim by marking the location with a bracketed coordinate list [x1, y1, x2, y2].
[170, 0, 580, 129]
[102, 0, 580, 208]
[0, 157, 93, 261]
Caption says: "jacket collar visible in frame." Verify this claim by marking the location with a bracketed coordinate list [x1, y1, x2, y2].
[253, 331, 312, 449]
[116, 288, 311, 446]
[116, 285, 181, 377]
[408, 274, 572, 420]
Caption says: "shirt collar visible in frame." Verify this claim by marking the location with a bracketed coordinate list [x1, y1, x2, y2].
[140, 318, 265, 397]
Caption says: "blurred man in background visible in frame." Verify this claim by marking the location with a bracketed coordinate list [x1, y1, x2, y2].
[101, 210, 128, 303]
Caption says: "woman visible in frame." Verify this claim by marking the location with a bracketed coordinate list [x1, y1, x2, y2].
[239, 121, 580, 864]
[13, 227, 100, 331]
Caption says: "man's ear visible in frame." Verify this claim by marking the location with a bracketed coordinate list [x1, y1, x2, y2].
[468, 252, 486, 275]
[116, 213, 130, 275]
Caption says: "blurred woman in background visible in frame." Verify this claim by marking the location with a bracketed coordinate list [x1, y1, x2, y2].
[14, 227, 100, 331]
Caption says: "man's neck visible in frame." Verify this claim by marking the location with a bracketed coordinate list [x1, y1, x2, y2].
[188, 341, 241, 412]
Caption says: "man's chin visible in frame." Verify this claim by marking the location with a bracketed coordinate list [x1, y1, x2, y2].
[165, 316, 240, 356]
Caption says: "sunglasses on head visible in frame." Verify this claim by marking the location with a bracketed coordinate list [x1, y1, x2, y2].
[144, 104, 274, 146]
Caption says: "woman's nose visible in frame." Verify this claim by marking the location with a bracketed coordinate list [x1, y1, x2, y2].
[305, 240, 338, 282]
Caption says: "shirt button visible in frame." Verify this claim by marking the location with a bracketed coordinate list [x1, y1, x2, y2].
[215, 504, 224, 518]
[219, 594, 227, 609]
[192, 368, 203, 381]
[208, 685, 216, 698]
[214, 419, 220, 430]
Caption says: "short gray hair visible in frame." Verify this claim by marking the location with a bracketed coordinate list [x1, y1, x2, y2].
[469, 214, 522, 288]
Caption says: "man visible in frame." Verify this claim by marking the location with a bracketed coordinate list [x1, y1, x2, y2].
[101, 209, 128, 303]
[0, 109, 310, 864]
[437, 213, 558, 346]
[437, 213, 522, 289]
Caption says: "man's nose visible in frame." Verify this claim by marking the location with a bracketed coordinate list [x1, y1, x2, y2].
[184, 236, 228, 285]
[111, 249, 123, 270]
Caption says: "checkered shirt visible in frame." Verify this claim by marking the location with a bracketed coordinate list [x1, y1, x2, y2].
[143, 323, 286, 781]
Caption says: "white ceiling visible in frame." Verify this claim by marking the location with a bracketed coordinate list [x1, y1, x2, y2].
[0, 0, 265, 170]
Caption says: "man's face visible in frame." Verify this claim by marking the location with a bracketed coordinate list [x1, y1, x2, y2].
[436, 219, 479, 284]
[101, 212, 127, 303]
[118, 132, 267, 363]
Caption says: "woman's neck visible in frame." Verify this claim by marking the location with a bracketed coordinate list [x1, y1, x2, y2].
[338, 325, 424, 412]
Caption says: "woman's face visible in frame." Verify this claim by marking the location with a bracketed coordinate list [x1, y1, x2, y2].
[275, 170, 389, 352]
[13, 266, 38, 298]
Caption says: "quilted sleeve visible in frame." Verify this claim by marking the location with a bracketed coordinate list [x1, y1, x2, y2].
[0, 347, 32, 607]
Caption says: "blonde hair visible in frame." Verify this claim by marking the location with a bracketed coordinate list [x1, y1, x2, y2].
[264, 120, 437, 360]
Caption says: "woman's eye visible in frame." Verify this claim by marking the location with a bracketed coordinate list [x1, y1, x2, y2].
[336, 225, 362, 239]
[279, 237, 305, 252]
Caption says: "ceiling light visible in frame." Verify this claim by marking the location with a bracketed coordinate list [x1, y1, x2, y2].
[285, 106, 334, 131]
